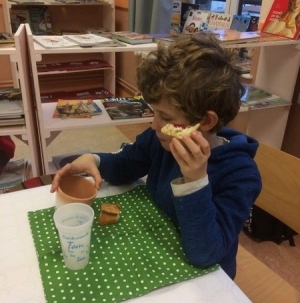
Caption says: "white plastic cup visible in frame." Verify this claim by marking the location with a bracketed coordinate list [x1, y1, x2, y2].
[53, 203, 94, 270]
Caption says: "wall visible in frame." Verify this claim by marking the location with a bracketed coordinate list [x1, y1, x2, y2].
[282, 69, 300, 157]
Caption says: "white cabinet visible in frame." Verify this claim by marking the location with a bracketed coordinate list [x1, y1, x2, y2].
[0, 24, 42, 177]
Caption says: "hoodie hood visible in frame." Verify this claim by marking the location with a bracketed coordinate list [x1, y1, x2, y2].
[213, 127, 259, 160]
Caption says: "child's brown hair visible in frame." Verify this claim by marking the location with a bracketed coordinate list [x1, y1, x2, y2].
[137, 32, 245, 132]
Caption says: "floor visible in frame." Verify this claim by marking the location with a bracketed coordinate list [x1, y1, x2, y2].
[11, 122, 300, 292]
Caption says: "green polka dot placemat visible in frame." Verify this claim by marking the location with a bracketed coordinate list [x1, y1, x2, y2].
[28, 185, 219, 303]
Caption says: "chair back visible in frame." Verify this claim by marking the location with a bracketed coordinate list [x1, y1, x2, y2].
[254, 143, 300, 234]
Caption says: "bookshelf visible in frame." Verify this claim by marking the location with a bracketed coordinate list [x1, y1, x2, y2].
[25, 20, 157, 174]
[2, 0, 300, 175]
[24, 18, 300, 174]
[225, 38, 300, 148]
[0, 24, 42, 177]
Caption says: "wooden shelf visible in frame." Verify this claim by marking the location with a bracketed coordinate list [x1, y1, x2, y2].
[41, 100, 154, 133]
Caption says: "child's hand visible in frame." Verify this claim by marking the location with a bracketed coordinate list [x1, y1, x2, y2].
[50, 154, 102, 193]
[169, 131, 210, 183]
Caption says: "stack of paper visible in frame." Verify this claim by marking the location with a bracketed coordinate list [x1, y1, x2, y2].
[0, 88, 25, 126]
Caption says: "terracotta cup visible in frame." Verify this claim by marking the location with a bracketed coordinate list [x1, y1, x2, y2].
[56, 175, 97, 208]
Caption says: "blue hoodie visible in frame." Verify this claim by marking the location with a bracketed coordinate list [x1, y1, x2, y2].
[97, 127, 262, 279]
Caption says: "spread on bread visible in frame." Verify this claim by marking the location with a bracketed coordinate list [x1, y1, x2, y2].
[161, 123, 200, 139]
[98, 203, 121, 225]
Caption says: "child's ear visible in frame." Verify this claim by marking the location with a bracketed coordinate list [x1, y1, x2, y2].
[199, 111, 218, 131]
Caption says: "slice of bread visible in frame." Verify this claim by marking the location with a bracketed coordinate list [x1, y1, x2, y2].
[161, 123, 200, 139]
[98, 203, 121, 225]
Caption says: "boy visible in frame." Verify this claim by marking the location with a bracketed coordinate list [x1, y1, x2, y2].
[51, 33, 262, 279]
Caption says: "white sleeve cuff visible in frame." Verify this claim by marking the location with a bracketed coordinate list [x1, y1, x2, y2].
[171, 175, 209, 197]
[92, 154, 100, 167]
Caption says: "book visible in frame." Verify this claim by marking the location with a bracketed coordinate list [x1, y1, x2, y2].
[210, 29, 260, 44]
[101, 96, 154, 120]
[247, 16, 259, 32]
[170, 1, 182, 33]
[230, 15, 251, 32]
[37, 59, 112, 73]
[261, 0, 300, 40]
[110, 31, 153, 45]
[52, 150, 90, 170]
[180, 3, 201, 32]
[33, 35, 78, 48]
[0, 32, 14, 45]
[182, 9, 211, 34]
[83, 27, 110, 36]
[28, 6, 52, 35]
[63, 34, 118, 47]
[0, 158, 28, 194]
[240, 84, 290, 109]
[53, 99, 102, 118]
[10, 8, 30, 33]
[207, 13, 233, 31]
[170, 2, 201, 33]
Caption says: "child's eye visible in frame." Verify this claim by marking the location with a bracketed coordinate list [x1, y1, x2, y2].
[161, 116, 173, 122]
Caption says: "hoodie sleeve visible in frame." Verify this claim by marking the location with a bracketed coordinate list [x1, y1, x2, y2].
[173, 158, 261, 271]
[96, 128, 155, 185]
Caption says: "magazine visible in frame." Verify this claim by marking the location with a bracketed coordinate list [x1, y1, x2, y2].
[0, 87, 22, 101]
[241, 84, 272, 103]
[240, 84, 290, 109]
[261, 0, 300, 40]
[33, 35, 78, 48]
[64, 34, 118, 47]
[247, 98, 291, 110]
[110, 32, 153, 45]
[0, 158, 28, 194]
[101, 96, 154, 120]
[52, 99, 102, 118]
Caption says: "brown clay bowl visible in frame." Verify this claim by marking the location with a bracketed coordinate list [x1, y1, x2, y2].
[56, 175, 97, 208]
